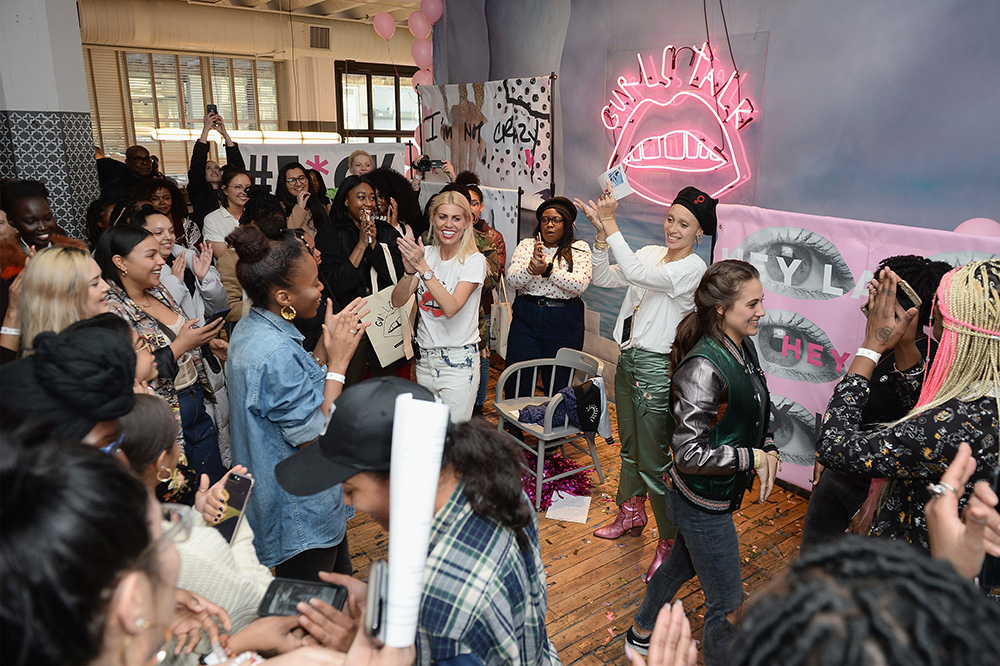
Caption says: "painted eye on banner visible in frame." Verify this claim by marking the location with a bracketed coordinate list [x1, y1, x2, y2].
[769, 394, 820, 466]
[737, 227, 854, 300]
[930, 250, 999, 268]
[753, 310, 841, 384]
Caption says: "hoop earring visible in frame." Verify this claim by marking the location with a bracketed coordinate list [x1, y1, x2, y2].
[156, 466, 173, 483]
[281, 305, 297, 321]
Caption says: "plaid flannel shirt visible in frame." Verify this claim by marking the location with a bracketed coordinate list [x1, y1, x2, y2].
[416, 480, 561, 665]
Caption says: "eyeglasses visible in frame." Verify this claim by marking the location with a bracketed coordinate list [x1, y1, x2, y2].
[285, 176, 309, 185]
[470, 200, 484, 207]
[129, 156, 153, 163]
[227, 184, 248, 192]
[134, 336, 155, 354]
[160, 503, 195, 545]
[540, 216, 564, 224]
[100, 431, 125, 456]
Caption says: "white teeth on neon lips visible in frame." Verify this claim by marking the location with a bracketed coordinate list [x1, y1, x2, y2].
[623, 130, 727, 173]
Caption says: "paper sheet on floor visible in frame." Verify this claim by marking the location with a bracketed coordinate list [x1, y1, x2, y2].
[545, 491, 592, 523]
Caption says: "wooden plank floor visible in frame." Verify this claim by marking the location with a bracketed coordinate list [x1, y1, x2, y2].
[345, 358, 808, 665]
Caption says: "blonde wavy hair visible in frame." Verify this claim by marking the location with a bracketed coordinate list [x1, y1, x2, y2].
[428, 191, 479, 264]
[19, 246, 96, 354]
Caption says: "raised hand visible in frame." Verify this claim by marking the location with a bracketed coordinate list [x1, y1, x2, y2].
[573, 197, 604, 233]
[862, 268, 918, 354]
[192, 243, 213, 281]
[171, 253, 187, 282]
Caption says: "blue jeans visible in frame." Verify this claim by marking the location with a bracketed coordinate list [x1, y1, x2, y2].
[416, 345, 480, 423]
[177, 384, 226, 485]
[635, 485, 741, 666]
[502, 295, 585, 398]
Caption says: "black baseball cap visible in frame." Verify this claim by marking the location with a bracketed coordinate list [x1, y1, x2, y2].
[275, 377, 437, 496]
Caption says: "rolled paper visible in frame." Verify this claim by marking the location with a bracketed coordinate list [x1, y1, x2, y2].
[385, 392, 450, 647]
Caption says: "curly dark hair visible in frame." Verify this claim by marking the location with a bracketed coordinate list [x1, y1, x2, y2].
[732, 534, 1000, 665]
[876, 254, 954, 329]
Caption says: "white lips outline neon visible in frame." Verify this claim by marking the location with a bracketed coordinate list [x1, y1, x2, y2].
[607, 91, 752, 206]
[623, 129, 727, 173]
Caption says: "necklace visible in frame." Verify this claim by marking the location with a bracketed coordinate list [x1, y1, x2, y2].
[661, 249, 694, 264]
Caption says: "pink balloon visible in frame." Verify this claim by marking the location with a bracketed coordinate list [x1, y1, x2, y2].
[412, 68, 433, 89]
[408, 11, 432, 40]
[411, 38, 433, 70]
[954, 217, 1000, 237]
[420, 0, 443, 24]
[372, 12, 395, 41]
[413, 127, 423, 145]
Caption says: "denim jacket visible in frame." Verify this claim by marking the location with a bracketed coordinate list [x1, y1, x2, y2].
[227, 307, 347, 567]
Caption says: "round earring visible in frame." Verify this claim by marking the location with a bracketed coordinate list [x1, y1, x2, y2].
[156, 466, 173, 483]
[121, 269, 128, 276]
[281, 305, 297, 321]
[696, 232, 704, 245]
[135, 618, 151, 629]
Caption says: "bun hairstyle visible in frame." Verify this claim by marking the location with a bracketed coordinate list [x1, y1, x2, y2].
[119, 393, 178, 478]
[670, 260, 760, 370]
[126, 203, 165, 230]
[226, 224, 305, 309]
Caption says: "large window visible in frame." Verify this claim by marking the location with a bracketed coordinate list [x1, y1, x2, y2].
[85, 48, 283, 182]
[335, 61, 419, 143]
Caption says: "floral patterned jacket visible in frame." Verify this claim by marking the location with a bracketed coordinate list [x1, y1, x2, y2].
[817, 372, 999, 552]
[106, 285, 215, 432]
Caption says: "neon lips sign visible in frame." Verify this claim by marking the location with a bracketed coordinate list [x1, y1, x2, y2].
[601, 42, 758, 206]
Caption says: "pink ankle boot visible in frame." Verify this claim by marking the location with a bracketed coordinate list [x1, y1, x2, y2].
[594, 496, 648, 539]
[643, 538, 674, 583]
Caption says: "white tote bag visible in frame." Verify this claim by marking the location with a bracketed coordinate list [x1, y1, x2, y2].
[361, 244, 415, 367]
[488, 274, 512, 360]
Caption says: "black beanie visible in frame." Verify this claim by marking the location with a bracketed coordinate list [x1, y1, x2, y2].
[535, 197, 577, 225]
[0, 328, 137, 441]
[672, 187, 718, 236]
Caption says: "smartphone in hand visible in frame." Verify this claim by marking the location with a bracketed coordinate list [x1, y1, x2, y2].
[258, 577, 348, 617]
[211, 472, 253, 543]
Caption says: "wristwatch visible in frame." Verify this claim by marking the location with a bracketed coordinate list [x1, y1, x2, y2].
[420, 269, 435, 281]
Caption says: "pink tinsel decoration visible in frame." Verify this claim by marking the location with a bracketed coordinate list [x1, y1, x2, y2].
[521, 452, 594, 510]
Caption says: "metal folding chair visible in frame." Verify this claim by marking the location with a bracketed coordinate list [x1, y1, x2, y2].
[494, 348, 606, 509]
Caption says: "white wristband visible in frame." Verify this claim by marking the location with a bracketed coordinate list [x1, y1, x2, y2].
[1, 327, 19, 336]
[326, 372, 346, 384]
[856, 347, 881, 364]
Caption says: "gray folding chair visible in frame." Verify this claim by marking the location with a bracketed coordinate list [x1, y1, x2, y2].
[494, 348, 606, 509]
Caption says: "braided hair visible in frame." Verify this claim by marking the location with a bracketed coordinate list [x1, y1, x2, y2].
[732, 535, 1000, 665]
[916, 259, 1000, 416]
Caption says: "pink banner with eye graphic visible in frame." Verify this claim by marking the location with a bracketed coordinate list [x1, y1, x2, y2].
[715, 204, 1000, 492]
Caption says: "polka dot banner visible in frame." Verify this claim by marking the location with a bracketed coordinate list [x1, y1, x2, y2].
[415, 77, 553, 209]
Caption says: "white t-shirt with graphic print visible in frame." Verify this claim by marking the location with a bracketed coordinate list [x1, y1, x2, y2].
[415, 246, 486, 350]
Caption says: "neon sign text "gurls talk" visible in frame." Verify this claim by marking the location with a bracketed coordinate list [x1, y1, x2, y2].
[601, 42, 758, 206]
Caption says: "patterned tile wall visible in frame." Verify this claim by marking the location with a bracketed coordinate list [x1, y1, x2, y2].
[0, 110, 100, 240]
